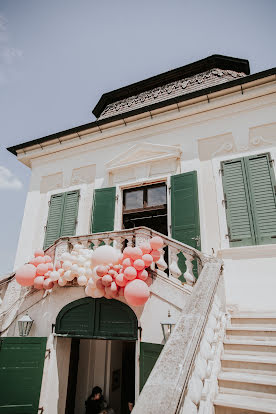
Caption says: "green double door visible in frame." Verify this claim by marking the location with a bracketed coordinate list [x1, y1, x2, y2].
[0, 337, 46, 414]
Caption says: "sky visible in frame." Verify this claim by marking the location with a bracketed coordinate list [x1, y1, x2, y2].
[0, 0, 275, 275]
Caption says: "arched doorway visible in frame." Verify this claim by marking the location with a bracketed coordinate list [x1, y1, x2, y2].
[55, 298, 138, 414]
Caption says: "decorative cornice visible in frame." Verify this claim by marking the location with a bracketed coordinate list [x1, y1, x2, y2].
[99, 69, 246, 119]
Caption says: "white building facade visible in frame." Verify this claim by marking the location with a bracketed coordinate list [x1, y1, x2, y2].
[1, 55, 276, 414]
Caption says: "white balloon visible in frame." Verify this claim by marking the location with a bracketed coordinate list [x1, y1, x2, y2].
[58, 268, 65, 276]
[77, 256, 86, 266]
[50, 271, 59, 281]
[93, 287, 105, 298]
[61, 252, 72, 262]
[71, 263, 79, 273]
[64, 270, 74, 281]
[77, 267, 85, 276]
[88, 278, 96, 288]
[93, 245, 119, 266]
[84, 260, 91, 269]
[77, 275, 87, 286]
[74, 243, 83, 251]
[85, 268, 93, 279]
[71, 250, 78, 256]
[62, 260, 72, 271]
[85, 285, 94, 297]
[58, 277, 67, 287]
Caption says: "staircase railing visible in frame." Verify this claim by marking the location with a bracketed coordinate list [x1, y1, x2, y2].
[45, 226, 211, 287]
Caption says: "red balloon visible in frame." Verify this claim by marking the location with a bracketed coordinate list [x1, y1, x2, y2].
[118, 287, 125, 296]
[36, 263, 48, 276]
[96, 278, 104, 289]
[151, 250, 161, 262]
[34, 249, 44, 257]
[124, 266, 137, 281]
[108, 269, 118, 279]
[15, 264, 37, 287]
[133, 259, 145, 271]
[129, 247, 143, 261]
[124, 279, 150, 306]
[150, 236, 164, 250]
[137, 269, 148, 281]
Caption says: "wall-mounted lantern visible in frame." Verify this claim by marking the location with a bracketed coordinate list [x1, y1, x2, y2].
[18, 314, 33, 337]
[160, 310, 176, 343]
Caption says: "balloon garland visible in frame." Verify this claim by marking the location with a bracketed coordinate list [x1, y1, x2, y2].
[15, 236, 164, 307]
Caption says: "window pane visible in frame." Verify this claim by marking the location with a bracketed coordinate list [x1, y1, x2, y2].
[125, 190, 143, 210]
[147, 186, 167, 207]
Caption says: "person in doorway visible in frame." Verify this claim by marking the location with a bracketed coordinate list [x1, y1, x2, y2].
[85, 386, 107, 414]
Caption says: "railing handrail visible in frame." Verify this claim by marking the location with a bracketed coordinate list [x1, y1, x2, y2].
[131, 260, 222, 414]
[45, 226, 210, 265]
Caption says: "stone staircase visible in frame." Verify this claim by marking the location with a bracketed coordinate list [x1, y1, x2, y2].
[214, 314, 276, 414]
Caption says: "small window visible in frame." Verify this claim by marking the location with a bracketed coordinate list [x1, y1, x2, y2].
[123, 183, 167, 212]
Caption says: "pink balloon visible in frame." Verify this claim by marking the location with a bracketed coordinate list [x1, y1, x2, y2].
[44, 255, 52, 263]
[32, 256, 45, 267]
[36, 263, 48, 276]
[115, 273, 127, 287]
[123, 246, 133, 258]
[113, 264, 121, 272]
[55, 261, 61, 271]
[137, 269, 148, 281]
[34, 276, 45, 290]
[151, 250, 161, 262]
[105, 286, 117, 298]
[96, 265, 109, 277]
[96, 278, 104, 289]
[118, 287, 125, 296]
[29, 257, 37, 266]
[124, 266, 137, 281]
[43, 278, 54, 290]
[47, 263, 54, 271]
[34, 249, 44, 257]
[140, 242, 152, 255]
[133, 259, 145, 271]
[150, 236, 164, 250]
[129, 247, 143, 261]
[102, 274, 113, 287]
[124, 279, 150, 306]
[15, 264, 36, 287]
[110, 281, 117, 293]
[142, 254, 153, 267]
[122, 258, 133, 269]
[117, 254, 124, 265]
[108, 269, 118, 279]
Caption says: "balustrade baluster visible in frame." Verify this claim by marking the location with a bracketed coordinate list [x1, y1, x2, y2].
[169, 247, 182, 279]
[183, 253, 196, 286]
[156, 246, 168, 272]
[92, 239, 100, 250]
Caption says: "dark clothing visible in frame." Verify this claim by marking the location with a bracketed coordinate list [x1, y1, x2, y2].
[85, 396, 106, 414]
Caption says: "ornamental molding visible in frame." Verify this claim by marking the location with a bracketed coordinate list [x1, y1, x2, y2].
[106, 143, 181, 172]
[99, 69, 246, 119]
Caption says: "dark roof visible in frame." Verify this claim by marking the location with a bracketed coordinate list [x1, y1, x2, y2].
[92, 54, 250, 118]
[7, 67, 276, 157]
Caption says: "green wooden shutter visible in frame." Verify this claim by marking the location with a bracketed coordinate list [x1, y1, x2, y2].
[139, 342, 163, 391]
[91, 187, 116, 233]
[0, 337, 47, 414]
[222, 158, 256, 247]
[245, 153, 276, 245]
[44, 190, 79, 249]
[43, 193, 64, 249]
[171, 172, 201, 279]
[60, 190, 80, 237]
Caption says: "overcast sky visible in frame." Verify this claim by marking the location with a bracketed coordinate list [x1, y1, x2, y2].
[0, 0, 275, 275]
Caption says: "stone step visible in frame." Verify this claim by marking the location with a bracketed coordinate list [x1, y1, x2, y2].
[224, 339, 276, 356]
[221, 353, 276, 376]
[226, 326, 276, 340]
[230, 315, 276, 329]
[218, 371, 276, 400]
[214, 393, 276, 414]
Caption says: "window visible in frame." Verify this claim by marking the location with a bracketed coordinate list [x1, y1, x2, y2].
[44, 190, 80, 249]
[221, 153, 276, 247]
[123, 183, 167, 212]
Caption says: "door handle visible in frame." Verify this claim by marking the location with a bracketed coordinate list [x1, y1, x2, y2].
[191, 236, 200, 247]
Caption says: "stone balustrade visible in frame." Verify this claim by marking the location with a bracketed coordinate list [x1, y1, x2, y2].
[45, 226, 209, 287]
